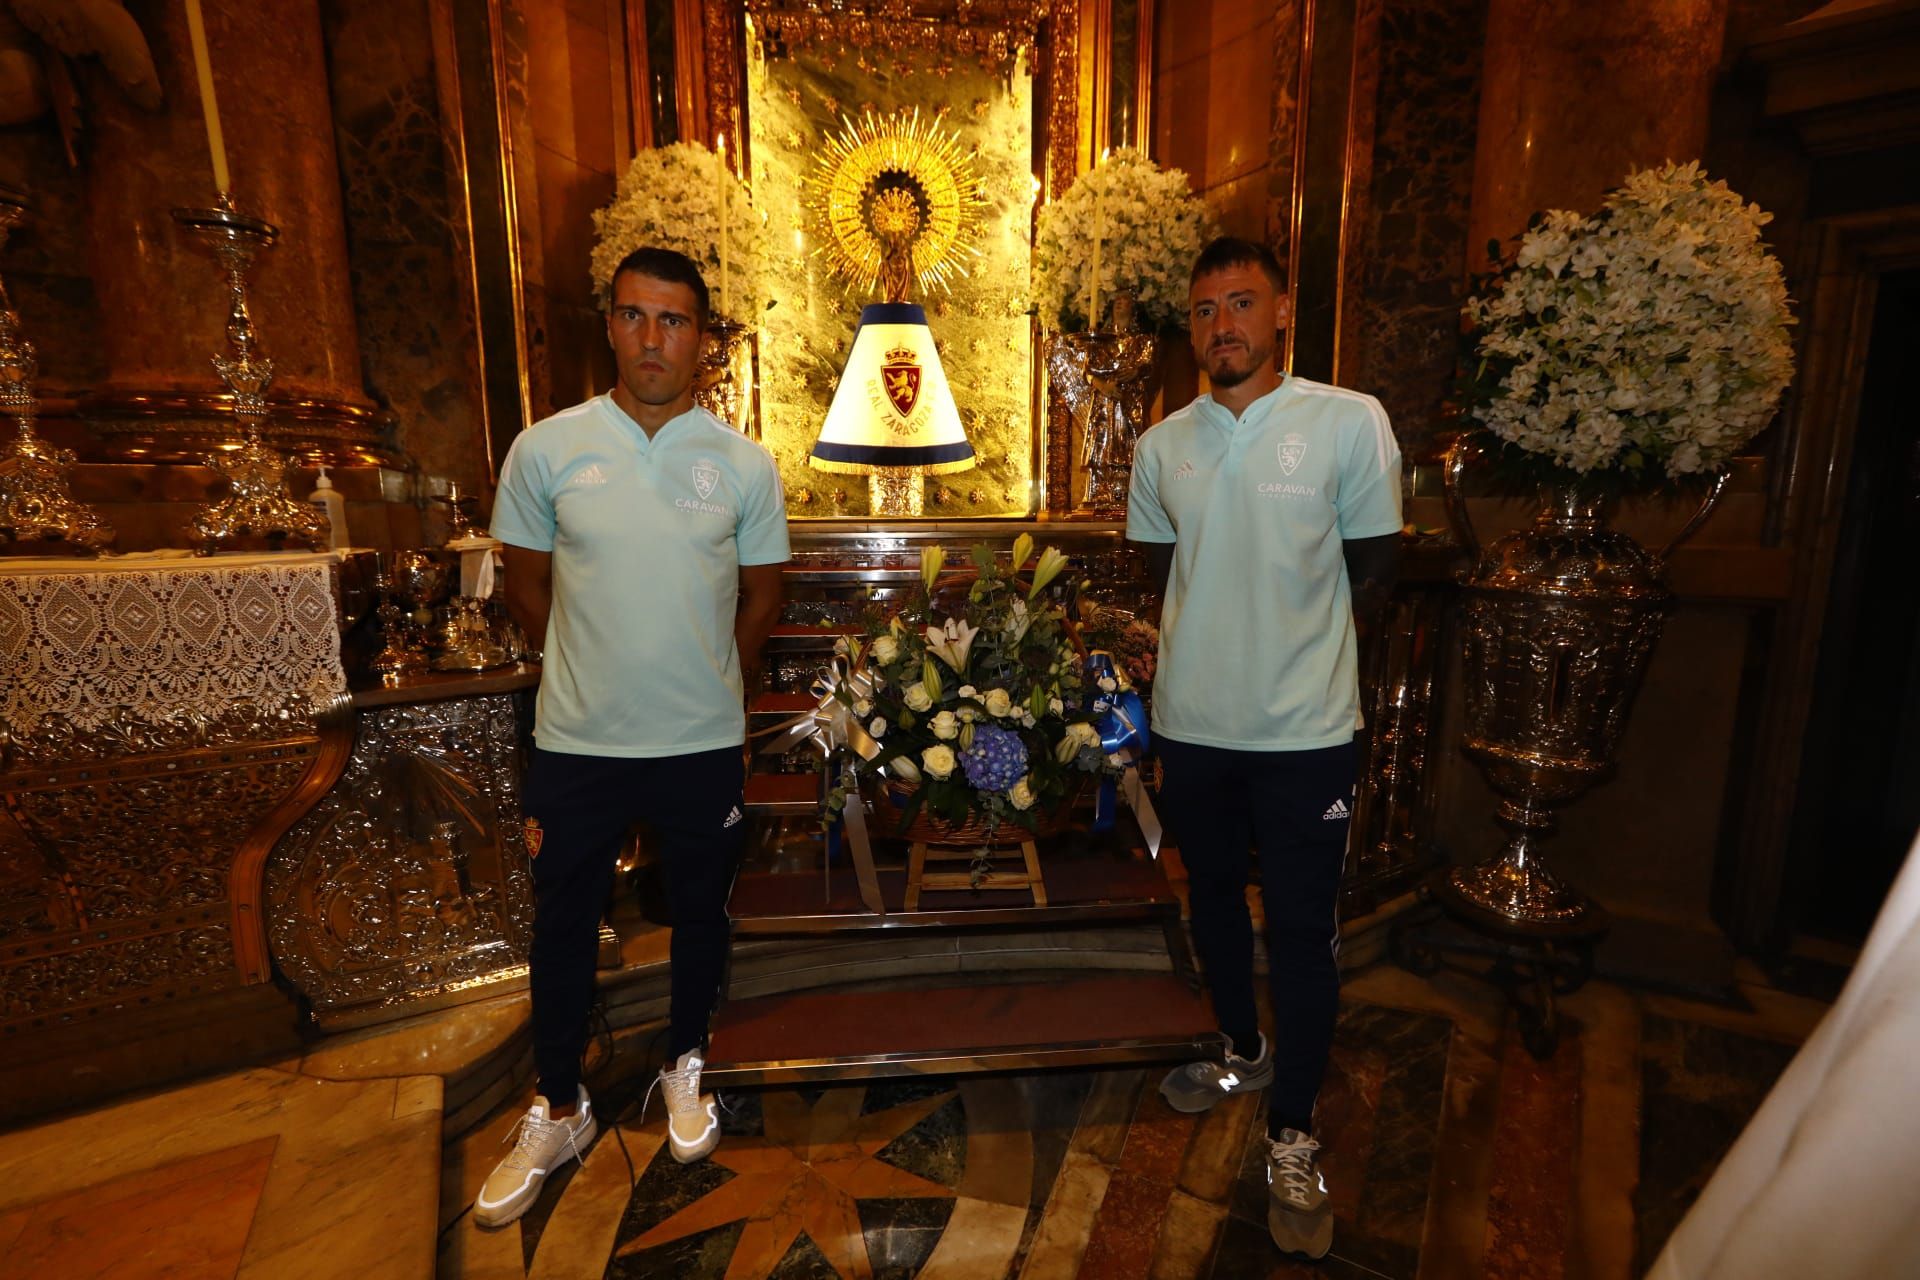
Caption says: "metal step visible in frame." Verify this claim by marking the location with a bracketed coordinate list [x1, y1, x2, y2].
[729, 843, 1180, 935]
[702, 972, 1224, 1087]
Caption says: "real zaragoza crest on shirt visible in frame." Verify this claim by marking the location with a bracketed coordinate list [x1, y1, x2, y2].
[677, 457, 730, 516]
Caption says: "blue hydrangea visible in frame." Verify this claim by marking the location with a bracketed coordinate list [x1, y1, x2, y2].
[960, 723, 1029, 792]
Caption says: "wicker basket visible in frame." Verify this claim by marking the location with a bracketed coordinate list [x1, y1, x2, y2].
[872, 777, 1080, 847]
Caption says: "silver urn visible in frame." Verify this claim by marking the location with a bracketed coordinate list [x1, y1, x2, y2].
[1443, 441, 1726, 927]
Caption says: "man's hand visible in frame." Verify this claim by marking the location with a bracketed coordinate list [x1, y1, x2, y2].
[502, 544, 553, 654]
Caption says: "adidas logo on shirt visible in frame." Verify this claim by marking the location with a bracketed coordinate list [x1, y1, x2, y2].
[1322, 798, 1350, 821]
[1172, 459, 1197, 479]
[569, 462, 609, 486]
[722, 804, 743, 829]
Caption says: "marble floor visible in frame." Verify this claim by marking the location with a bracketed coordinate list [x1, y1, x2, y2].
[0, 953, 1825, 1280]
[434, 960, 1824, 1280]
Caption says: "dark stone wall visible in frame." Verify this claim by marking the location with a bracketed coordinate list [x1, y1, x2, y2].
[321, 0, 488, 489]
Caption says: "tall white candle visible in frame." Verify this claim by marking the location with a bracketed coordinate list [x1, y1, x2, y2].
[1089, 194, 1103, 331]
[182, 0, 230, 193]
[717, 134, 730, 321]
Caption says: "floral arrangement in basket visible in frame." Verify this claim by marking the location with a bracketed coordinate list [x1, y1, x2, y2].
[1031, 148, 1219, 334]
[589, 142, 771, 326]
[1460, 162, 1795, 491]
[823, 537, 1135, 841]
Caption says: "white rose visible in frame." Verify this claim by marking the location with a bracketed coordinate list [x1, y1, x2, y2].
[1048, 697, 1064, 716]
[869, 717, 888, 738]
[902, 682, 933, 712]
[871, 635, 900, 664]
[1069, 722, 1102, 751]
[853, 697, 873, 718]
[922, 744, 958, 779]
[1008, 776, 1037, 810]
[958, 685, 978, 700]
[931, 710, 960, 740]
[983, 688, 1015, 718]
[1021, 712, 1036, 728]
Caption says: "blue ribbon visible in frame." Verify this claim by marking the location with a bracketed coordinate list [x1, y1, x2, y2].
[1084, 651, 1154, 844]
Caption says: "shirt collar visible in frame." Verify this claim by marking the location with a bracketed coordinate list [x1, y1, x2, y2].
[599, 395, 706, 452]
[1195, 377, 1291, 434]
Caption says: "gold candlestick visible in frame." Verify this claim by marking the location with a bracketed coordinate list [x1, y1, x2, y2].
[0, 188, 114, 556]
[174, 194, 327, 554]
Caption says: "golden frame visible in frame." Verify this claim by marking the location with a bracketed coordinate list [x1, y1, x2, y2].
[637, 0, 1150, 514]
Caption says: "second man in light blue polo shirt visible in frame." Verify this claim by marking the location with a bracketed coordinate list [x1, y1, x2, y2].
[1130, 237, 1403, 1264]
[477, 247, 789, 1227]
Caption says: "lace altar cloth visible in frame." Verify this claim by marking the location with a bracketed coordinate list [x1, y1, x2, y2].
[0, 551, 346, 737]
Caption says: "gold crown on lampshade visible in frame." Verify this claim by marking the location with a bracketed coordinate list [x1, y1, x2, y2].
[810, 302, 975, 478]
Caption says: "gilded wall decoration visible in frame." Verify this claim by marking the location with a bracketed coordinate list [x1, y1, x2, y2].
[748, 38, 1036, 516]
[266, 692, 535, 1021]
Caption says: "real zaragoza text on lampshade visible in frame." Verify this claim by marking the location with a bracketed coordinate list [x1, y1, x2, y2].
[810, 302, 975, 515]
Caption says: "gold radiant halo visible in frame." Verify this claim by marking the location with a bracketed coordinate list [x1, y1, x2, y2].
[808, 107, 983, 296]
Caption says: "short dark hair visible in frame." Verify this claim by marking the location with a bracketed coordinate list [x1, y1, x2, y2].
[1190, 236, 1286, 293]
[609, 247, 710, 326]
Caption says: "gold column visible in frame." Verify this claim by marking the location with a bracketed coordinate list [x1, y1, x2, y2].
[77, 0, 396, 464]
[1466, 0, 1728, 259]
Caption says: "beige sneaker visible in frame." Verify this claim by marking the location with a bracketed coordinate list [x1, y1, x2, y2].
[651, 1049, 720, 1164]
[473, 1087, 597, 1227]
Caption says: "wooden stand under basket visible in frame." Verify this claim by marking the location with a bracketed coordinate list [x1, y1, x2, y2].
[881, 779, 1075, 912]
[905, 838, 1047, 910]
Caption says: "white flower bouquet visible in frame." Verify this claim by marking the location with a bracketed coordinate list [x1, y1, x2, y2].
[589, 142, 771, 326]
[1032, 148, 1219, 333]
[824, 538, 1130, 840]
[1460, 162, 1795, 488]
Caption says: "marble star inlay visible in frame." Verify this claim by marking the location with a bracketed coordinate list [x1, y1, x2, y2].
[616, 1086, 957, 1279]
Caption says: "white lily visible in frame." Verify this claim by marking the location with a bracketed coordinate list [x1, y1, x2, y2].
[924, 617, 979, 672]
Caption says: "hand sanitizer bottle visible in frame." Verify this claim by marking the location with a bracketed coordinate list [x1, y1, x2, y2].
[307, 467, 350, 550]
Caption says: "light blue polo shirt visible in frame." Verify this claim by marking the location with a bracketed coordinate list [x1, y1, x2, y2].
[491, 396, 789, 758]
[1126, 377, 1402, 752]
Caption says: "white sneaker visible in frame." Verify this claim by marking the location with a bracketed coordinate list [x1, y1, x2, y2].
[473, 1086, 597, 1228]
[650, 1048, 720, 1164]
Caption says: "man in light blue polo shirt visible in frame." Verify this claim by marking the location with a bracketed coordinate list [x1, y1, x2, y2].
[1130, 237, 1402, 1262]
[475, 247, 789, 1227]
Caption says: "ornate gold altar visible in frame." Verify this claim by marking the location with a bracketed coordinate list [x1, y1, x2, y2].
[0, 553, 349, 1040]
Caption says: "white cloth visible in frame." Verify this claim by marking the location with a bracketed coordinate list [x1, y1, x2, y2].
[0, 553, 345, 734]
[1650, 829, 1920, 1279]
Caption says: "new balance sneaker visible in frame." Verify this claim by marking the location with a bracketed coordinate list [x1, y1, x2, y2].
[1266, 1128, 1333, 1260]
[473, 1086, 598, 1228]
[1158, 1033, 1274, 1114]
[654, 1048, 721, 1163]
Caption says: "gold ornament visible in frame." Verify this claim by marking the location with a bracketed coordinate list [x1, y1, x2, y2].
[808, 108, 984, 299]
